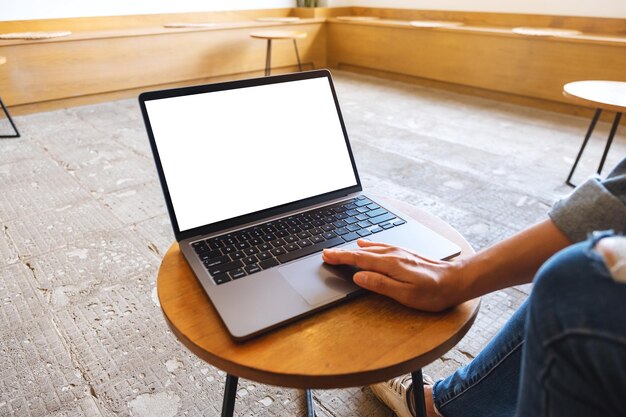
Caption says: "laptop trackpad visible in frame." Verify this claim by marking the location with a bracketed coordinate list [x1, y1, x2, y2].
[279, 246, 361, 306]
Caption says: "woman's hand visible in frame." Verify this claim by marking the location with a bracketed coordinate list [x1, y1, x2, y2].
[322, 239, 463, 312]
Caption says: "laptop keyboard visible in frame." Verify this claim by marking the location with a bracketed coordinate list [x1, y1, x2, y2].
[190, 196, 406, 285]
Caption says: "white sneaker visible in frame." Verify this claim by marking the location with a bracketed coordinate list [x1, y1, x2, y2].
[369, 373, 434, 417]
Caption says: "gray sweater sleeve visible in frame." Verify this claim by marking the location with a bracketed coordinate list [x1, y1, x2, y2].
[548, 157, 626, 242]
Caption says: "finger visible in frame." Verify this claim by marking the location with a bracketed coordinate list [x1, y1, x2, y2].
[353, 271, 411, 302]
[322, 248, 393, 272]
[357, 239, 392, 248]
[404, 249, 439, 265]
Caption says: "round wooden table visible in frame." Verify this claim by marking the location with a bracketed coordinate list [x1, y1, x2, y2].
[249, 30, 308, 76]
[562, 80, 626, 186]
[0, 56, 20, 138]
[158, 199, 479, 416]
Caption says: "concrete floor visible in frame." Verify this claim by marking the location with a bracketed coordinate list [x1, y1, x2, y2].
[0, 71, 624, 417]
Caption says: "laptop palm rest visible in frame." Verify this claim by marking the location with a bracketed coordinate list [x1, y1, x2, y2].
[279, 243, 361, 306]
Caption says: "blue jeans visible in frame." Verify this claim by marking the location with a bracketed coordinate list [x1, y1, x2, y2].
[432, 233, 626, 417]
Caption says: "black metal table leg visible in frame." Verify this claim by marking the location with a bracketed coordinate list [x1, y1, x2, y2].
[0, 96, 20, 138]
[293, 39, 303, 72]
[597, 112, 621, 175]
[265, 39, 272, 76]
[566, 108, 601, 187]
[412, 369, 428, 417]
[221, 374, 239, 417]
[306, 389, 316, 417]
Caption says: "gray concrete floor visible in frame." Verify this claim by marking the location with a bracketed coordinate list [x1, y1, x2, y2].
[0, 71, 624, 417]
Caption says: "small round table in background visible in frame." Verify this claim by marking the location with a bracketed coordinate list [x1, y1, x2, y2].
[158, 199, 480, 417]
[249, 30, 307, 76]
[563, 80, 626, 186]
[0, 56, 20, 138]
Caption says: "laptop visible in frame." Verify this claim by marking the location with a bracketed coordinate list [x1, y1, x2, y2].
[139, 69, 461, 341]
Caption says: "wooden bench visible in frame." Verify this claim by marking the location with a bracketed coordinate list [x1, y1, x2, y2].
[1, 7, 625, 117]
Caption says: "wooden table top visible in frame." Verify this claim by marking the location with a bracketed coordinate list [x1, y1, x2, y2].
[249, 30, 308, 40]
[0, 56, 6, 66]
[563, 80, 626, 113]
[157, 199, 480, 389]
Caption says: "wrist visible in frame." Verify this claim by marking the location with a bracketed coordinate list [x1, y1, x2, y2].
[437, 256, 476, 309]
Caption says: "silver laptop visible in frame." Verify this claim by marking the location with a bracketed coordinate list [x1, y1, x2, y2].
[139, 70, 460, 340]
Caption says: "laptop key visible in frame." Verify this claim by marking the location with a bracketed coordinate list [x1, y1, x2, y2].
[355, 213, 369, 221]
[203, 255, 230, 268]
[367, 203, 380, 210]
[393, 219, 406, 226]
[345, 216, 359, 225]
[297, 239, 312, 248]
[358, 220, 372, 228]
[322, 231, 337, 239]
[258, 243, 272, 252]
[276, 236, 344, 264]
[243, 256, 257, 265]
[369, 212, 395, 225]
[322, 224, 334, 232]
[347, 224, 360, 232]
[257, 251, 272, 260]
[209, 260, 243, 276]
[259, 258, 280, 269]
[310, 235, 324, 244]
[357, 229, 372, 237]
[270, 247, 286, 256]
[333, 220, 347, 228]
[297, 231, 311, 239]
[229, 269, 246, 280]
[230, 251, 245, 260]
[285, 243, 299, 252]
[356, 206, 370, 213]
[310, 227, 323, 235]
[263, 234, 277, 242]
[270, 238, 286, 248]
[208, 240, 224, 250]
[335, 227, 349, 235]
[213, 273, 231, 285]
[370, 226, 383, 233]
[367, 208, 388, 218]
[355, 199, 371, 207]
[192, 242, 209, 253]
[199, 250, 223, 261]
[346, 209, 359, 216]
[382, 223, 395, 230]
[342, 232, 359, 242]
[244, 247, 259, 255]
[245, 264, 262, 275]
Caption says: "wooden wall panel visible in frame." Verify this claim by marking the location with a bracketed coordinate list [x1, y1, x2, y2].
[0, 23, 326, 106]
[350, 7, 626, 35]
[0, 9, 296, 32]
[326, 23, 626, 107]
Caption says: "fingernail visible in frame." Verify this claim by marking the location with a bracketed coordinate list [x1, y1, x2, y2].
[354, 272, 367, 285]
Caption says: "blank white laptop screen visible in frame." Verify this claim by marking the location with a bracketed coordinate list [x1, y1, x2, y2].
[145, 77, 358, 232]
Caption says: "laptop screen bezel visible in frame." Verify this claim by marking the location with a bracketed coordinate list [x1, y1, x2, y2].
[139, 69, 362, 242]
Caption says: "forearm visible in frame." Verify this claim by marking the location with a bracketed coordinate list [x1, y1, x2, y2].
[445, 219, 572, 306]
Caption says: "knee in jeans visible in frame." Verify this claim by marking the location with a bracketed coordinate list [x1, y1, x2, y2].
[528, 243, 595, 322]
[595, 237, 626, 282]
